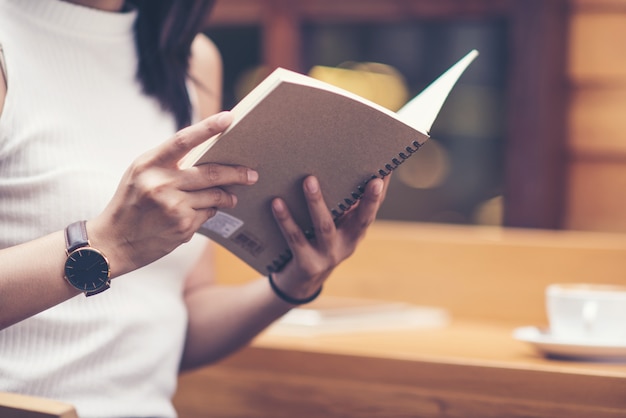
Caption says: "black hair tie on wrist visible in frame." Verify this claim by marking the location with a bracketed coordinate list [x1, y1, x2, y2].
[268, 273, 322, 305]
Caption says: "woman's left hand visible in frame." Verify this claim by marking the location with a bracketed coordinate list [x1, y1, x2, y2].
[269, 175, 387, 303]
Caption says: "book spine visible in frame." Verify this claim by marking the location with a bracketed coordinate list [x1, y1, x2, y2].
[330, 139, 423, 217]
[266, 139, 423, 274]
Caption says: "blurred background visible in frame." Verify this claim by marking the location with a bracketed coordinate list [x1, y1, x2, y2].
[204, 0, 626, 234]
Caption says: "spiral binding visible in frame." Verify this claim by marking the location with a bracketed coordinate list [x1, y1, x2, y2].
[266, 139, 423, 273]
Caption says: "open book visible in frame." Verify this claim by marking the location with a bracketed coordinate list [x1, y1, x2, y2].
[182, 50, 479, 274]
[265, 296, 449, 337]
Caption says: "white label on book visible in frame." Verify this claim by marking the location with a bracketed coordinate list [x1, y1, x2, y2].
[202, 211, 244, 238]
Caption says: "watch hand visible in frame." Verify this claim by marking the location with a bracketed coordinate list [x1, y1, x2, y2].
[85, 260, 102, 272]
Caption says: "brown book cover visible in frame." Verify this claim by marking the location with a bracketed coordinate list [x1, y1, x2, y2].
[183, 50, 478, 274]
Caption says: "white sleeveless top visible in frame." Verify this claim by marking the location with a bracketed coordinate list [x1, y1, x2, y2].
[0, 1, 208, 416]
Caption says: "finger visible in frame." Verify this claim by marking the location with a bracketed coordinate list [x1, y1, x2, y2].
[302, 176, 336, 250]
[380, 173, 392, 201]
[187, 188, 238, 210]
[179, 163, 258, 191]
[152, 111, 233, 167]
[194, 207, 218, 229]
[339, 178, 384, 240]
[271, 198, 310, 251]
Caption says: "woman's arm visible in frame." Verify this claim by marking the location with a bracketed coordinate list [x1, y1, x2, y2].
[188, 33, 223, 119]
[181, 176, 385, 370]
[180, 34, 387, 369]
[0, 111, 259, 330]
[0, 233, 83, 329]
[181, 35, 293, 369]
[0, 32, 259, 331]
[0, 44, 82, 327]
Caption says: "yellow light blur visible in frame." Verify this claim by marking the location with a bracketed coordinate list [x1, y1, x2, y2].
[395, 139, 451, 189]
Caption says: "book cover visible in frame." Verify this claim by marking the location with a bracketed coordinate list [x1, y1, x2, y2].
[185, 50, 479, 274]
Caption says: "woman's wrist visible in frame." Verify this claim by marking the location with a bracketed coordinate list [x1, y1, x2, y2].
[267, 272, 322, 305]
[85, 218, 134, 279]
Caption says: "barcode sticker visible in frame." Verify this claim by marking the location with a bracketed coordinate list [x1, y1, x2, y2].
[202, 211, 244, 239]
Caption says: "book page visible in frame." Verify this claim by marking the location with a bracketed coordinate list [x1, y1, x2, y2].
[397, 49, 479, 134]
[181, 50, 477, 169]
[191, 51, 477, 274]
[179, 71, 286, 168]
[267, 296, 450, 337]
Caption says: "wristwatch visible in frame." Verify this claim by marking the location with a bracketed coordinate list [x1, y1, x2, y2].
[64, 220, 111, 296]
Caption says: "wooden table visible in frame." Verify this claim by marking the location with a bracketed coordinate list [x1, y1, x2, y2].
[175, 319, 626, 418]
[174, 222, 626, 417]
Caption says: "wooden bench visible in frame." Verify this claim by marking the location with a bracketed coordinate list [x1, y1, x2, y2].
[0, 392, 77, 418]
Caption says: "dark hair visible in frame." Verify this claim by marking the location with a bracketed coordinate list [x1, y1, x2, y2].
[131, 0, 216, 129]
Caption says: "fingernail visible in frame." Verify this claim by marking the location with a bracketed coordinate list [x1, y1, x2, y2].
[372, 180, 383, 195]
[305, 176, 319, 193]
[272, 198, 285, 214]
[231, 194, 238, 207]
[247, 169, 259, 183]
[217, 111, 232, 126]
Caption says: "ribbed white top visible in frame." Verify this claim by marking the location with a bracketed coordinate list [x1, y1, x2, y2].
[0, 1, 207, 417]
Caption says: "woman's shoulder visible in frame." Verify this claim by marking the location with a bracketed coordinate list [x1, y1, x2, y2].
[191, 33, 222, 71]
[188, 33, 223, 119]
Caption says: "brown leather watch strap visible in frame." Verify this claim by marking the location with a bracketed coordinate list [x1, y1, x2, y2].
[65, 220, 89, 253]
[86, 284, 110, 297]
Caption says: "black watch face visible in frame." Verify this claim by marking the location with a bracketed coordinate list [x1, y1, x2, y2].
[64, 248, 110, 292]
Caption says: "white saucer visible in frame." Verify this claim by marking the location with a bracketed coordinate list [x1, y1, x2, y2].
[513, 326, 626, 361]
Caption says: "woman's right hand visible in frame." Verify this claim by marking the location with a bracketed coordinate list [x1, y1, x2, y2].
[88, 111, 257, 278]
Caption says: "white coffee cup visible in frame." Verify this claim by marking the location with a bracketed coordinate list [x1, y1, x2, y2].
[546, 283, 626, 343]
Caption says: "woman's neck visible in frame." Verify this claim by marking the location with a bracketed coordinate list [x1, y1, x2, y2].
[62, 0, 125, 12]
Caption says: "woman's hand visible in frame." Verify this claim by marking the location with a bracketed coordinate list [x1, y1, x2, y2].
[89, 111, 258, 277]
[269, 175, 387, 303]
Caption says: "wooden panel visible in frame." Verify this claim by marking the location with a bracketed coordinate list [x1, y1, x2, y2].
[176, 366, 626, 418]
[262, 0, 301, 70]
[504, 0, 568, 228]
[174, 330, 626, 418]
[569, 12, 626, 82]
[566, 160, 626, 231]
[0, 392, 78, 418]
[296, 0, 510, 21]
[208, 0, 570, 228]
[208, 0, 263, 25]
[209, 0, 511, 25]
[215, 221, 626, 324]
[572, 0, 626, 12]
[569, 87, 626, 157]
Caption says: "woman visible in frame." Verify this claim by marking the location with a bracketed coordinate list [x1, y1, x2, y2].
[0, 0, 386, 417]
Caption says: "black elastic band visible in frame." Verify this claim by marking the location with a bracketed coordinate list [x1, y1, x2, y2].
[268, 273, 322, 305]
